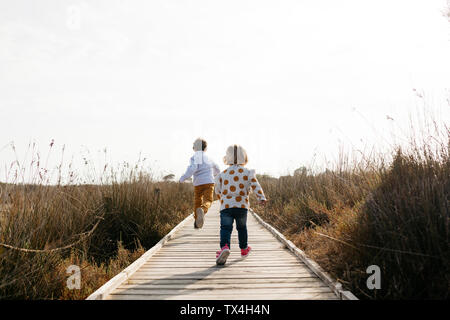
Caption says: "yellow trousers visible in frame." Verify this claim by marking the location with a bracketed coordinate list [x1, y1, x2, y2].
[194, 183, 214, 219]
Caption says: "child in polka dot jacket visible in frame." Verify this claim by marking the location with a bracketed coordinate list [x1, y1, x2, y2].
[214, 144, 267, 265]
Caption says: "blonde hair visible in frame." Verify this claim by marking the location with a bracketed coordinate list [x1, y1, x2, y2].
[223, 144, 248, 165]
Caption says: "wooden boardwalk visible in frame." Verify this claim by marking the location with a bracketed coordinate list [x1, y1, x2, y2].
[88, 201, 357, 300]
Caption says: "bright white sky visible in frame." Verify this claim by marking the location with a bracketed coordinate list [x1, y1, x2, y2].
[1, 0, 449, 183]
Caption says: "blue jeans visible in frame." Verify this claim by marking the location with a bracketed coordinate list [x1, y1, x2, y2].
[220, 208, 248, 249]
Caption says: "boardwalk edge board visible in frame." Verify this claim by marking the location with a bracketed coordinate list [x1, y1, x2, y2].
[86, 213, 194, 300]
[249, 209, 358, 300]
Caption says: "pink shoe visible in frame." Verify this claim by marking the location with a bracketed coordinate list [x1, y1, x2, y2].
[241, 246, 252, 258]
[216, 244, 230, 265]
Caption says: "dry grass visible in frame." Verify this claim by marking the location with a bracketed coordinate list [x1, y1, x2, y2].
[254, 125, 449, 299]
[0, 153, 193, 299]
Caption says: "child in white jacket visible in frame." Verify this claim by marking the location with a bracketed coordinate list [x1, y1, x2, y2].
[179, 138, 220, 229]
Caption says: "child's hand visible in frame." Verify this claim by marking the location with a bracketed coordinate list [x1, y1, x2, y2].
[258, 199, 267, 206]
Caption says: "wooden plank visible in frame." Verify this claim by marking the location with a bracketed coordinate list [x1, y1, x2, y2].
[163, 242, 283, 246]
[149, 256, 300, 260]
[108, 292, 339, 300]
[340, 290, 359, 300]
[136, 266, 315, 271]
[133, 270, 314, 279]
[148, 260, 301, 264]
[172, 234, 276, 236]
[148, 257, 301, 261]
[134, 270, 316, 276]
[113, 287, 333, 295]
[159, 246, 285, 249]
[125, 278, 323, 285]
[143, 264, 304, 268]
[146, 256, 299, 259]
[151, 252, 298, 257]
[170, 239, 276, 242]
[130, 274, 318, 280]
[172, 234, 273, 237]
[157, 250, 284, 253]
[142, 263, 304, 268]
[159, 247, 284, 251]
[152, 253, 294, 257]
[118, 282, 328, 290]
[150, 258, 296, 262]
[133, 271, 317, 277]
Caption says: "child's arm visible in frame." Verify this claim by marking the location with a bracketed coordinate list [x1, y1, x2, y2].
[212, 161, 220, 177]
[249, 170, 267, 202]
[179, 159, 197, 183]
[214, 173, 222, 197]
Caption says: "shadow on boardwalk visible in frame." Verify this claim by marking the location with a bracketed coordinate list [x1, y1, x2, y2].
[119, 258, 243, 298]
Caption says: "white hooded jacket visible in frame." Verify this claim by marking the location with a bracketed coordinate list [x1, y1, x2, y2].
[179, 151, 220, 186]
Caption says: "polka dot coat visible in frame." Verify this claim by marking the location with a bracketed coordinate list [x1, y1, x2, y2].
[214, 165, 266, 211]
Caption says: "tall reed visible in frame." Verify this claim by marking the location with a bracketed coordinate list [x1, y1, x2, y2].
[0, 146, 193, 299]
[255, 125, 449, 299]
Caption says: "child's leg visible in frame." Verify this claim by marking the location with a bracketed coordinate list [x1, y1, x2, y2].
[193, 185, 203, 220]
[201, 183, 215, 214]
[234, 209, 248, 249]
[220, 210, 234, 248]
